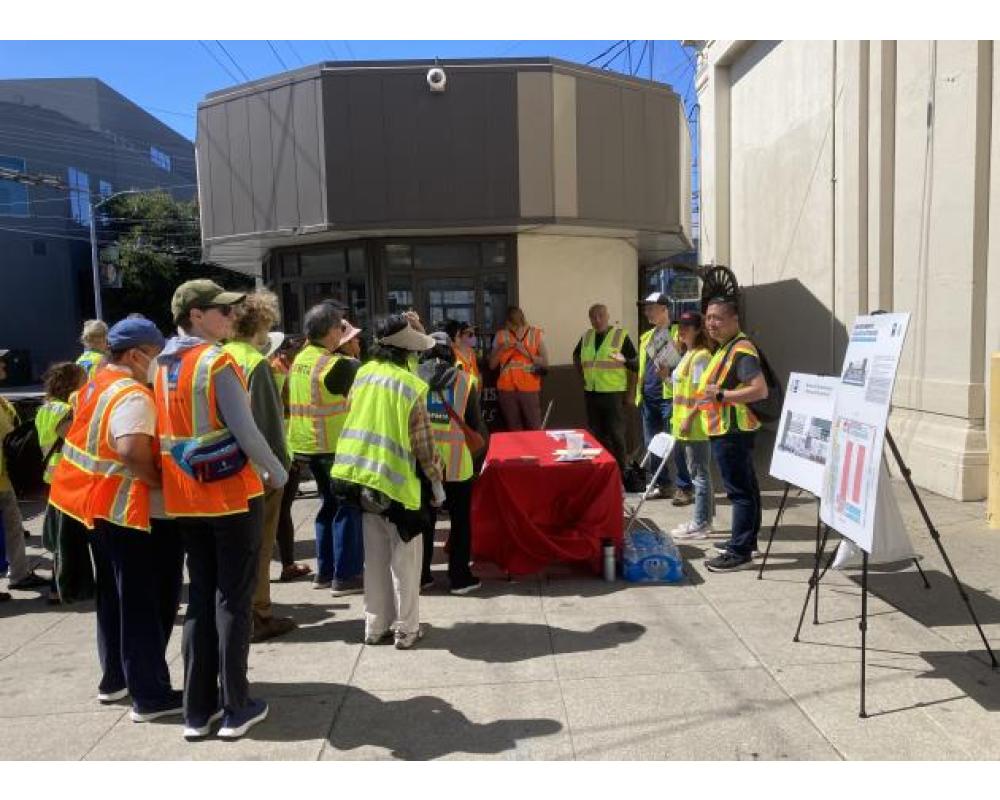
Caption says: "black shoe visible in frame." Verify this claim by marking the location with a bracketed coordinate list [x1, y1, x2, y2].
[449, 579, 482, 596]
[705, 552, 752, 572]
[130, 689, 184, 722]
[9, 571, 48, 590]
[713, 541, 731, 552]
[420, 575, 435, 590]
[218, 698, 269, 739]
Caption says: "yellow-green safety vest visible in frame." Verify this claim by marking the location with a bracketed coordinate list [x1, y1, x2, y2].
[223, 340, 266, 382]
[581, 326, 628, 393]
[35, 399, 71, 484]
[427, 370, 474, 482]
[635, 324, 679, 405]
[331, 360, 428, 510]
[76, 350, 104, 380]
[287, 343, 348, 455]
[700, 332, 762, 436]
[670, 348, 711, 442]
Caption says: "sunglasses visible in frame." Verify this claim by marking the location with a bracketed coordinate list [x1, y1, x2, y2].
[196, 304, 234, 317]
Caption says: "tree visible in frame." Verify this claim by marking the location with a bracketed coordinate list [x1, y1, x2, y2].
[99, 192, 254, 333]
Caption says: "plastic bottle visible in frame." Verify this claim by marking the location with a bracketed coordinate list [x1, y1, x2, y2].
[602, 539, 616, 581]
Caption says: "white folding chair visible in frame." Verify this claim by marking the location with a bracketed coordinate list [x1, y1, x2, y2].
[623, 432, 676, 535]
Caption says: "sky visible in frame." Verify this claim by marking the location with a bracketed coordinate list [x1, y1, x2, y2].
[0, 40, 699, 142]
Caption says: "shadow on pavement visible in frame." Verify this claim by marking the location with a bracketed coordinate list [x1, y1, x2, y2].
[849, 569, 1000, 628]
[242, 680, 563, 759]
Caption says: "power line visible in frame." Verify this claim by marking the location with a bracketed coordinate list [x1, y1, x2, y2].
[265, 40, 289, 71]
[215, 41, 251, 82]
[324, 41, 339, 59]
[586, 40, 623, 66]
[342, 41, 357, 60]
[285, 41, 306, 66]
[632, 40, 649, 76]
[198, 40, 240, 84]
[0, 125, 198, 167]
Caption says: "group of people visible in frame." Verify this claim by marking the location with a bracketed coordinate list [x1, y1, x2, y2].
[0, 279, 492, 741]
[571, 292, 769, 572]
[0, 281, 769, 744]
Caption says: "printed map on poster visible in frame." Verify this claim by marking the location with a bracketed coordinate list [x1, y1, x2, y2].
[820, 313, 910, 552]
[769, 373, 838, 497]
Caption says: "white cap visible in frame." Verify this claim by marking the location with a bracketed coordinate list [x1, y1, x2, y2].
[640, 292, 670, 306]
[263, 332, 285, 359]
[379, 324, 436, 352]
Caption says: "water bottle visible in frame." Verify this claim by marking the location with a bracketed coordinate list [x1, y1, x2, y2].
[602, 538, 616, 582]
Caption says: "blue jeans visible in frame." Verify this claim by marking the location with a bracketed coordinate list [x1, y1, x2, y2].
[683, 440, 714, 528]
[640, 396, 693, 490]
[710, 432, 761, 557]
[307, 455, 364, 582]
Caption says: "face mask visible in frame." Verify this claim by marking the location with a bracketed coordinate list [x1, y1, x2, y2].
[138, 352, 158, 386]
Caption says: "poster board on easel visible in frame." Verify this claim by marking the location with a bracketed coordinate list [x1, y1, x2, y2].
[820, 313, 911, 553]
[768, 372, 837, 496]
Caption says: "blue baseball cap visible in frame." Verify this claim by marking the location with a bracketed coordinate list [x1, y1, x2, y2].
[107, 318, 165, 352]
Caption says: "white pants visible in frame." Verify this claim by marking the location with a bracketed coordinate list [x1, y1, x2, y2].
[362, 512, 421, 637]
[1, 490, 28, 583]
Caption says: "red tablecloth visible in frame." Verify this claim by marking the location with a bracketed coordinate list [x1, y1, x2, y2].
[471, 430, 623, 576]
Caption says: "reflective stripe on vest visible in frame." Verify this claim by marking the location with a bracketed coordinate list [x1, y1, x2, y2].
[700, 334, 762, 436]
[48, 370, 152, 531]
[35, 399, 71, 484]
[428, 370, 473, 482]
[495, 327, 542, 392]
[154, 343, 264, 517]
[670, 348, 711, 442]
[635, 325, 678, 405]
[331, 361, 427, 510]
[287, 344, 347, 455]
[581, 326, 627, 393]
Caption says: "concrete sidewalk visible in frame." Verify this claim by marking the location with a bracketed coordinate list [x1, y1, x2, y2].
[2, 477, 999, 760]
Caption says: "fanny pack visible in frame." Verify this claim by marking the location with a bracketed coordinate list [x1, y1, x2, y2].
[171, 434, 248, 483]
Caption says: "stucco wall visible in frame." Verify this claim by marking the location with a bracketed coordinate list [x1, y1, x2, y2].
[516, 233, 639, 367]
[697, 39, 998, 501]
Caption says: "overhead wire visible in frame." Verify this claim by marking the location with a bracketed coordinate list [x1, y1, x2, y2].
[265, 40, 289, 71]
[586, 40, 623, 66]
[285, 41, 306, 66]
[215, 41, 251, 82]
[198, 40, 239, 84]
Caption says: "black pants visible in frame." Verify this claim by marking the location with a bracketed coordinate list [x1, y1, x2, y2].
[90, 517, 183, 709]
[275, 459, 301, 566]
[181, 497, 263, 718]
[421, 479, 475, 588]
[584, 391, 627, 470]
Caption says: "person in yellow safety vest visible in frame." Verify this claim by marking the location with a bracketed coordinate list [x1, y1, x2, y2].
[417, 331, 490, 594]
[76, 319, 109, 380]
[287, 303, 365, 596]
[51, 318, 186, 722]
[572, 303, 638, 471]
[699, 296, 769, 573]
[635, 292, 694, 503]
[331, 314, 446, 650]
[35, 361, 87, 604]
[223, 291, 298, 644]
[668, 311, 717, 541]
[0, 349, 49, 601]
[268, 335, 313, 584]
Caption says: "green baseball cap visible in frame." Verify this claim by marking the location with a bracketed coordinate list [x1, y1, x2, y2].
[171, 279, 246, 323]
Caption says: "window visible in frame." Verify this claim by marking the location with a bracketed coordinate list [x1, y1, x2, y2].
[0, 155, 29, 217]
[150, 146, 172, 172]
[99, 180, 113, 199]
[67, 167, 91, 226]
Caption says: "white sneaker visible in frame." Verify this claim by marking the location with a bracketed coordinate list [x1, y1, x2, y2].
[395, 625, 427, 650]
[671, 521, 694, 535]
[674, 523, 712, 541]
[97, 688, 128, 704]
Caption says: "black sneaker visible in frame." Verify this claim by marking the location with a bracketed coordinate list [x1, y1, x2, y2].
[705, 552, 752, 572]
[713, 541, 732, 552]
[130, 689, 184, 722]
[8, 571, 48, 590]
[217, 698, 268, 740]
[449, 579, 482, 596]
[420, 575, 435, 590]
[183, 708, 224, 740]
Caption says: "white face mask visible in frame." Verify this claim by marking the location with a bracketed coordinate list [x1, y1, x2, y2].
[141, 352, 159, 386]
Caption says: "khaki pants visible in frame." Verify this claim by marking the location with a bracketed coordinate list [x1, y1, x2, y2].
[252, 488, 283, 620]
[1, 490, 28, 583]
[362, 512, 421, 638]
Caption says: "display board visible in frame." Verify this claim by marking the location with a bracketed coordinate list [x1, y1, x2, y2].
[820, 313, 910, 552]
[768, 372, 838, 496]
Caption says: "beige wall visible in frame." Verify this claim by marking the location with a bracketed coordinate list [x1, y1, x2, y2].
[697, 39, 1000, 501]
[516, 232, 639, 366]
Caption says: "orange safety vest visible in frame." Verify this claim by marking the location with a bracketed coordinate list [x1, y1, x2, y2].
[154, 343, 264, 517]
[494, 326, 542, 392]
[49, 367, 155, 532]
[699, 334, 762, 436]
[453, 345, 481, 384]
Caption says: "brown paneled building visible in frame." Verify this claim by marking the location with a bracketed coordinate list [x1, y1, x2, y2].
[196, 57, 692, 428]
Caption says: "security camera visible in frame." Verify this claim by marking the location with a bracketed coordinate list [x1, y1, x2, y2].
[427, 67, 447, 93]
